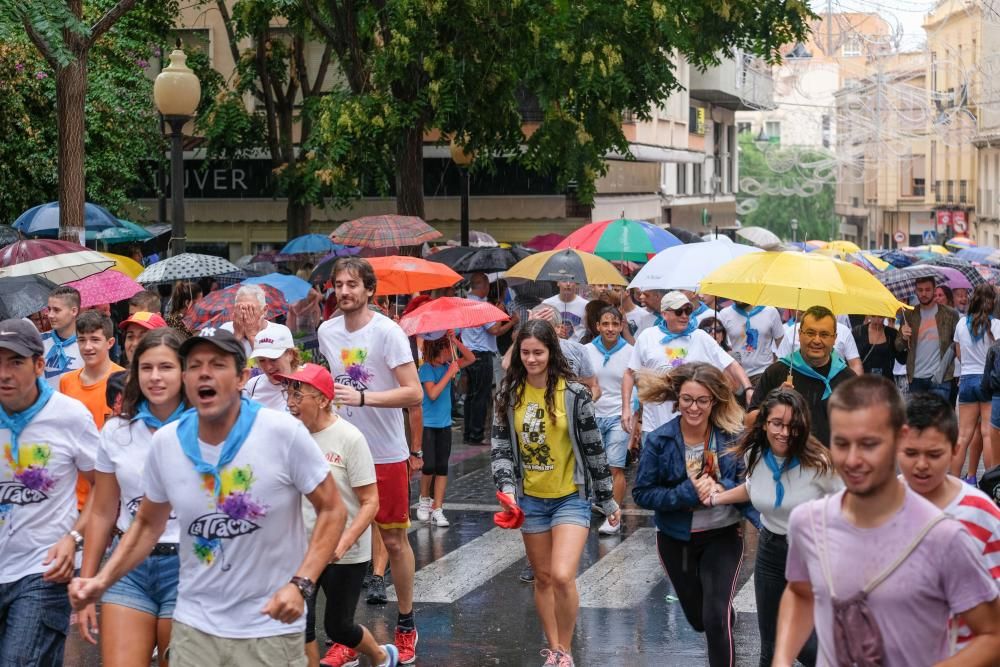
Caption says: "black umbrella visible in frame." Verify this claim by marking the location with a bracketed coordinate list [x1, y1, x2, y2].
[425, 245, 535, 274]
[666, 228, 705, 244]
[0, 274, 59, 319]
[0, 225, 20, 247]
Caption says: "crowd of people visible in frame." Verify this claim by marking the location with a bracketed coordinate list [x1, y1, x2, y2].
[1, 253, 999, 667]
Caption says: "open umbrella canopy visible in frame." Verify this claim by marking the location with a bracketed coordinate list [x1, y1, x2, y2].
[955, 247, 1000, 265]
[450, 231, 498, 248]
[136, 253, 242, 284]
[878, 265, 972, 302]
[0, 239, 115, 284]
[184, 283, 287, 331]
[331, 215, 442, 248]
[426, 245, 534, 274]
[914, 255, 987, 287]
[0, 225, 21, 246]
[556, 218, 682, 262]
[0, 275, 59, 319]
[279, 233, 343, 256]
[506, 248, 626, 286]
[242, 273, 312, 303]
[628, 240, 761, 292]
[398, 296, 509, 336]
[700, 251, 908, 317]
[667, 227, 705, 244]
[523, 233, 565, 251]
[826, 240, 861, 255]
[736, 226, 782, 249]
[13, 201, 123, 237]
[366, 256, 463, 295]
[67, 270, 144, 308]
[92, 219, 154, 243]
[805, 240, 828, 249]
[945, 236, 975, 249]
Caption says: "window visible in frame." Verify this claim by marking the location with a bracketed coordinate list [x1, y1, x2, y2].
[765, 121, 781, 145]
[688, 107, 705, 135]
[677, 164, 688, 196]
[727, 125, 736, 193]
[947, 180, 955, 202]
[693, 162, 703, 195]
[960, 180, 968, 203]
[842, 37, 861, 57]
[822, 115, 831, 149]
[934, 180, 942, 203]
[737, 122, 752, 134]
[899, 155, 925, 197]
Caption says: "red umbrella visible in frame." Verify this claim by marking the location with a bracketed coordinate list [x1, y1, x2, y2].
[524, 233, 565, 252]
[183, 283, 288, 331]
[67, 271, 144, 308]
[0, 239, 114, 284]
[398, 296, 509, 336]
[330, 215, 442, 248]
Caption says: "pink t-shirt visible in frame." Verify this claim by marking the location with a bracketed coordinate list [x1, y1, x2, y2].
[786, 487, 998, 666]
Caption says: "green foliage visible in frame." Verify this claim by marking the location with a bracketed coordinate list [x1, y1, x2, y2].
[0, 0, 87, 66]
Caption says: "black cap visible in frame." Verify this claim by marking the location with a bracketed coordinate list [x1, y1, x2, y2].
[0, 319, 44, 357]
[179, 327, 247, 369]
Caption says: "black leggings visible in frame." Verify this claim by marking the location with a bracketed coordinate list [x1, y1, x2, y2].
[656, 524, 744, 667]
[307, 561, 369, 647]
[422, 426, 452, 476]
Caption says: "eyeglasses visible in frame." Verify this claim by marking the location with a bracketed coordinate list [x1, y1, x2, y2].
[766, 419, 791, 434]
[281, 381, 322, 403]
[677, 394, 713, 408]
[800, 329, 835, 341]
[670, 306, 694, 317]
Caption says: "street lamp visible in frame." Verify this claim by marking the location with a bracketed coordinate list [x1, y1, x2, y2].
[449, 136, 475, 246]
[153, 45, 200, 256]
[754, 127, 770, 150]
[790, 218, 798, 243]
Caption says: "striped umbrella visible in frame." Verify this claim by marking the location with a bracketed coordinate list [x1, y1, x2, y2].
[556, 219, 681, 262]
[184, 283, 288, 330]
[330, 215, 442, 248]
[878, 266, 971, 302]
[944, 236, 975, 249]
[505, 248, 626, 286]
[0, 239, 115, 284]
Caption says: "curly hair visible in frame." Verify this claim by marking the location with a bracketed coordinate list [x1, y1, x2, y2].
[637, 362, 744, 434]
[730, 387, 831, 476]
[495, 319, 575, 420]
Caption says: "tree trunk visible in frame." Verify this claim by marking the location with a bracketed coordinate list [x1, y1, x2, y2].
[395, 125, 425, 218]
[286, 200, 311, 240]
[56, 51, 88, 242]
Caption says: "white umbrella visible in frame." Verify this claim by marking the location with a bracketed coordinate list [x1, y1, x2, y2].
[736, 226, 782, 249]
[701, 233, 733, 243]
[628, 240, 762, 292]
[136, 253, 242, 284]
[0, 251, 114, 285]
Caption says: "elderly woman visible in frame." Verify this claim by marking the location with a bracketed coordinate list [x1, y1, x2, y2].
[242, 323, 303, 411]
[220, 284, 285, 355]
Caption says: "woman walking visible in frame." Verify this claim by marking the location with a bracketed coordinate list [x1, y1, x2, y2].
[632, 362, 746, 667]
[711, 387, 841, 667]
[851, 315, 906, 377]
[955, 284, 1000, 479]
[492, 320, 620, 667]
[78, 328, 187, 666]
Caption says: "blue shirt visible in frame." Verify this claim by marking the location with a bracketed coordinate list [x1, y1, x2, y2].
[418, 362, 453, 428]
[459, 295, 498, 353]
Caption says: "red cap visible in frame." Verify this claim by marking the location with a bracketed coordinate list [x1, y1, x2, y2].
[118, 311, 167, 331]
[273, 363, 335, 400]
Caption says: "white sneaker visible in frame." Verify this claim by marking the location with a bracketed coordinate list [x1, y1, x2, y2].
[431, 508, 450, 527]
[598, 517, 620, 535]
[416, 497, 432, 522]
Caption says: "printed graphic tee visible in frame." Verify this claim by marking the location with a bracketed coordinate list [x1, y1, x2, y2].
[0, 392, 98, 583]
[41, 331, 83, 388]
[542, 294, 589, 341]
[515, 380, 576, 498]
[96, 417, 181, 541]
[143, 407, 328, 638]
[318, 312, 414, 464]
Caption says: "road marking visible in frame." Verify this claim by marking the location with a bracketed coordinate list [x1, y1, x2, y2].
[408, 501, 653, 516]
[577, 528, 664, 608]
[732, 573, 755, 613]
[387, 527, 526, 603]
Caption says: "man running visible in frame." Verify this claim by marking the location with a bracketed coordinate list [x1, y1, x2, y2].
[318, 257, 424, 664]
[773, 375, 1000, 666]
[0, 318, 99, 665]
[69, 328, 348, 665]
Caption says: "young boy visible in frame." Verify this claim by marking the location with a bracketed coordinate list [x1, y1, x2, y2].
[42, 286, 83, 387]
[899, 392, 1000, 652]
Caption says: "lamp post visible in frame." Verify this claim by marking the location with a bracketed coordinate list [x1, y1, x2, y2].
[790, 218, 798, 243]
[449, 136, 475, 246]
[153, 45, 200, 256]
[754, 127, 770, 150]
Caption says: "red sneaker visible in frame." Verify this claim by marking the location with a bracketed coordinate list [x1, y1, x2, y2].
[394, 627, 419, 665]
[319, 643, 359, 667]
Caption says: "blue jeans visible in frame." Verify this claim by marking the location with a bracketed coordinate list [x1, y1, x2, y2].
[0, 574, 70, 666]
[909, 376, 951, 401]
[755, 528, 817, 667]
[596, 416, 629, 468]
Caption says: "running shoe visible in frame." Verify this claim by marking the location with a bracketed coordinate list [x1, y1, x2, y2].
[540, 649, 561, 666]
[557, 651, 575, 667]
[965, 474, 978, 486]
[395, 627, 418, 665]
[378, 644, 400, 667]
[416, 496, 433, 522]
[431, 507, 450, 527]
[366, 575, 388, 605]
[598, 517, 620, 535]
[519, 562, 535, 583]
[320, 643, 359, 667]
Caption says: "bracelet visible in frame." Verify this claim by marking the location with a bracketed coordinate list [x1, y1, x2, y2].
[708, 492, 719, 507]
[359, 390, 365, 407]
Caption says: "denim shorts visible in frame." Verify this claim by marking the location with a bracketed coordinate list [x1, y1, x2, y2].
[959, 375, 989, 405]
[102, 549, 180, 618]
[992, 397, 1000, 430]
[519, 492, 591, 534]
[596, 416, 629, 468]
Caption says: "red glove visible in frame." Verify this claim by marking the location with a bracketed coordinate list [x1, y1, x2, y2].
[493, 491, 525, 529]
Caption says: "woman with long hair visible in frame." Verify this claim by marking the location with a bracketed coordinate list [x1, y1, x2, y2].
[632, 362, 747, 667]
[165, 281, 201, 337]
[851, 315, 906, 378]
[77, 328, 187, 666]
[492, 319, 620, 667]
[711, 387, 841, 667]
[954, 284, 1000, 479]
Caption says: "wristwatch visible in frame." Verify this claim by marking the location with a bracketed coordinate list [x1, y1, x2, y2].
[410, 450, 423, 459]
[69, 530, 84, 552]
[290, 576, 316, 599]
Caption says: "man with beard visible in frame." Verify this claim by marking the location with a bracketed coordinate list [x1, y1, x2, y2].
[895, 276, 959, 400]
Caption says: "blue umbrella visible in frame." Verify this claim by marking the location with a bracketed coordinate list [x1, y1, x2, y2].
[13, 202, 124, 237]
[242, 273, 312, 303]
[92, 219, 153, 243]
[279, 233, 343, 256]
[956, 247, 999, 264]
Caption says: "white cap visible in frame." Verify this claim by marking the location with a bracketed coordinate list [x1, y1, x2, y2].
[249, 323, 294, 359]
[660, 291, 691, 312]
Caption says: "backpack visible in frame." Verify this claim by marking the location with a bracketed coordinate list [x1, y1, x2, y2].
[979, 464, 1000, 507]
[811, 497, 946, 667]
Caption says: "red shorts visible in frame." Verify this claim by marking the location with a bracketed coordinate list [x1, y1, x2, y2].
[374, 461, 411, 529]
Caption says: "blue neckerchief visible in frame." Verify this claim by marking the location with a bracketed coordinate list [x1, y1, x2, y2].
[658, 319, 697, 344]
[176, 398, 261, 498]
[0, 378, 54, 466]
[762, 448, 799, 508]
[45, 332, 77, 372]
[131, 400, 185, 430]
[591, 336, 627, 366]
[692, 302, 708, 319]
[652, 312, 665, 329]
[967, 316, 993, 343]
[782, 350, 847, 400]
[733, 304, 765, 351]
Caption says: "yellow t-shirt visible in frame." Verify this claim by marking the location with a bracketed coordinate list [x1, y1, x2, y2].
[515, 379, 577, 498]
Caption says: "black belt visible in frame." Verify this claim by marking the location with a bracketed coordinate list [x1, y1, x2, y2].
[472, 350, 495, 356]
[150, 543, 179, 556]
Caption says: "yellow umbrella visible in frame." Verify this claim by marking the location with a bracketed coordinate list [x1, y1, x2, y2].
[100, 252, 144, 279]
[505, 248, 626, 286]
[826, 240, 861, 255]
[805, 240, 828, 249]
[699, 251, 908, 317]
[856, 251, 891, 272]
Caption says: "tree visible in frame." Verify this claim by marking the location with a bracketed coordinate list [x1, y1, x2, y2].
[736, 133, 839, 242]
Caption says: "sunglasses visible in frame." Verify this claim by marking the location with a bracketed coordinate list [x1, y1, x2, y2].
[670, 306, 694, 316]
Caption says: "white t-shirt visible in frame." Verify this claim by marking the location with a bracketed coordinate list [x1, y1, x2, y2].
[717, 306, 785, 376]
[542, 294, 589, 341]
[302, 418, 376, 565]
[318, 312, 414, 464]
[584, 340, 634, 418]
[628, 328, 733, 432]
[219, 320, 287, 357]
[243, 375, 288, 412]
[775, 321, 860, 361]
[96, 417, 181, 542]
[624, 307, 655, 338]
[41, 331, 83, 388]
[143, 408, 328, 639]
[0, 393, 98, 583]
[954, 316, 1000, 376]
[745, 453, 843, 535]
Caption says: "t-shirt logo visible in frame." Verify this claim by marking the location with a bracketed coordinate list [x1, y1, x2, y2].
[189, 465, 269, 570]
[0, 443, 55, 520]
[663, 346, 689, 367]
[519, 402, 554, 472]
[337, 347, 373, 391]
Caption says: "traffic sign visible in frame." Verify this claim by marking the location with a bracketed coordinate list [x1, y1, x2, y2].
[922, 230, 937, 244]
[893, 230, 906, 244]
[954, 218, 968, 234]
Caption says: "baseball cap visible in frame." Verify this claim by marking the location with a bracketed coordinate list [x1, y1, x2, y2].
[179, 327, 247, 368]
[118, 311, 167, 331]
[248, 324, 294, 360]
[0, 318, 44, 357]
[660, 291, 691, 312]
[273, 363, 334, 400]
